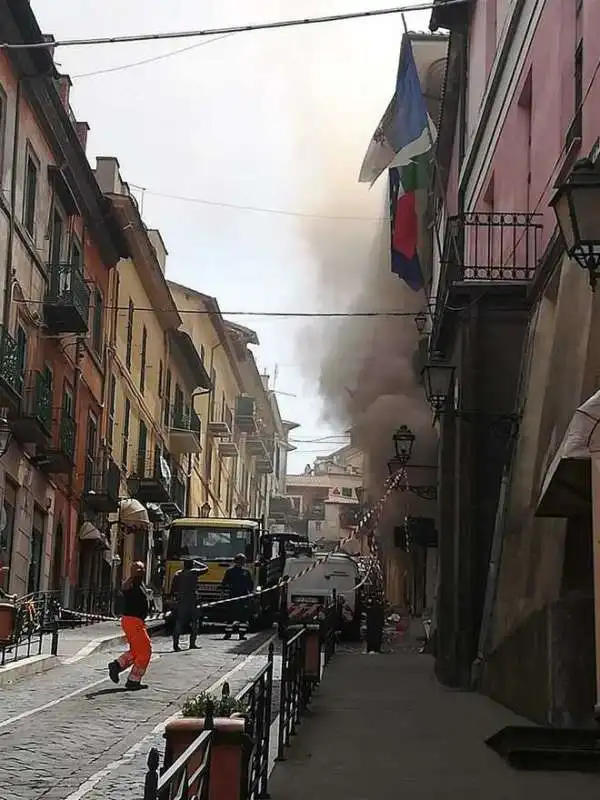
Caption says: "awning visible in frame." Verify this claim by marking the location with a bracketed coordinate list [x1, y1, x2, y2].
[119, 498, 150, 528]
[79, 521, 110, 550]
[535, 389, 600, 518]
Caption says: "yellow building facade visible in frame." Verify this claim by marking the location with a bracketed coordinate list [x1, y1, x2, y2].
[96, 159, 209, 582]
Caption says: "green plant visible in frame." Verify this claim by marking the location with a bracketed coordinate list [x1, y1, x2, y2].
[182, 690, 248, 719]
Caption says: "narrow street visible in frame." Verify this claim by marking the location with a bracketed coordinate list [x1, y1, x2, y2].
[0, 629, 274, 800]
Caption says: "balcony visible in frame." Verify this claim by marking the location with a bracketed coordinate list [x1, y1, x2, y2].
[9, 371, 51, 445]
[83, 454, 121, 513]
[163, 471, 186, 518]
[0, 326, 23, 411]
[168, 407, 202, 455]
[127, 451, 171, 505]
[433, 211, 542, 347]
[304, 502, 326, 521]
[44, 262, 90, 334]
[32, 408, 75, 474]
[235, 395, 257, 434]
[207, 418, 232, 438]
[247, 436, 268, 458]
[219, 440, 239, 458]
[255, 455, 273, 474]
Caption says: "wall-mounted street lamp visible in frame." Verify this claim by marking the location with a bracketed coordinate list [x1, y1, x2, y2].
[421, 352, 455, 413]
[421, 353, 518, 438]
[392, 425, 416, 465]
[0, 418, 13, 457]
[200, 502, 211, 518]
[550, 158, 600, 291]
[387, 458, 437, 501]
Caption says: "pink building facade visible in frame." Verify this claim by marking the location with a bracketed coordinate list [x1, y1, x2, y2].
[427, 0, 600, 723]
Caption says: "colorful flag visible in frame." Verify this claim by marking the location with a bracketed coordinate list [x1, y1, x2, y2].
[358, 34, 436, 186]
[389, 151, 431, 291]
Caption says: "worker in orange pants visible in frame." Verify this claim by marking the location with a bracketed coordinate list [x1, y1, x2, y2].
[108, 562, 152, 690]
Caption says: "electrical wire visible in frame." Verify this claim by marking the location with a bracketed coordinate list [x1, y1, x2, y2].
[15, 300, 425, 318]
[125, 187, 387, 222]
[0, 1, 472, 50]
[72, 33, 238, 79]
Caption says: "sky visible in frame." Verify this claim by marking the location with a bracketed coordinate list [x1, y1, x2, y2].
[31, 0, 432, 472]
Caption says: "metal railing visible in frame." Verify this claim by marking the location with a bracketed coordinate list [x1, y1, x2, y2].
[277, 628, 308, 760]
[144, 728, 213, 800]
[234, 643, 274, 799]
[0, 325, 23, 398]
[170, 406, 201, 436]
[46, 261, 90, 320]
[0, 591, 60, 667]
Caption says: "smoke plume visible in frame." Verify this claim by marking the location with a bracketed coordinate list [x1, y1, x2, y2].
[299, 178, 437, 494]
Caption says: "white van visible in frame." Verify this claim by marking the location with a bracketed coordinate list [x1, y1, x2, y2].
[281, 552, 361, 639]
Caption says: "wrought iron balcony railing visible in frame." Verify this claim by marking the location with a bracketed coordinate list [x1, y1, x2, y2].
[10, 370, 52, 445]
[44, 262, 90, 334]
[443, 211, 542, 282]
[0, 325, 23, 407]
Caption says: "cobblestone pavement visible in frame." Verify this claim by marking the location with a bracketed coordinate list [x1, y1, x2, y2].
[0, 629, 275, 800]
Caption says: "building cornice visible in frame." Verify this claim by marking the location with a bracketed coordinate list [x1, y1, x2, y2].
[0, 3, 123, 268]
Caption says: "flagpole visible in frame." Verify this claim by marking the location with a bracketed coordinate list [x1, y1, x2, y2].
[400, 14, 462, 318]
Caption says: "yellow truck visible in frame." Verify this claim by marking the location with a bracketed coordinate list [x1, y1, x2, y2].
[162, 516, 286, 629]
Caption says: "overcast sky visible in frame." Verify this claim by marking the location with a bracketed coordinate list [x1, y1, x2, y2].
[31, 0, 431, 471]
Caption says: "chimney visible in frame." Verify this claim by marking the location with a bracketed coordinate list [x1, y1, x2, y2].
[56, 74, 72, 110]
[95, 157, 122, 194]
[260, 373, 270, 391]
[75, 122, 89, 152]
[147, 229, 168, 273]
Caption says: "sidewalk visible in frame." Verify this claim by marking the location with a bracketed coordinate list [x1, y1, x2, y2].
[268, 639, 599, 799]
[0, 617, 164, 685]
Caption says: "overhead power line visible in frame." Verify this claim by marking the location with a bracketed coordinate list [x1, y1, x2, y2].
[0, 1, 471, 50]
[16, 300, 425, 318]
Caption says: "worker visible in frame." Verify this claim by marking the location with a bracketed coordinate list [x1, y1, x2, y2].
[107, 561, 152, 690]
[221, 553, 254, 640]
[172, 557, 208, 652]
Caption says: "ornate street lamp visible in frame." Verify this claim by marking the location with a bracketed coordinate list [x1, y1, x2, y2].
[0, 418, 13, 457]
[392, 425, 415, 465]
[421, 352, 455, 413]
[414, 310, 427, 335]
[200, 502, 211, 518]
[550, 158, 600, 290]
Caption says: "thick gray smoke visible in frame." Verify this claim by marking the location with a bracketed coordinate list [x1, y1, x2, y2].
[299, 180, 437, 493]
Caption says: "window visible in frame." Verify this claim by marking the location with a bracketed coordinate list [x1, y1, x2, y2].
[122, 398, 131, 468]
[209, 368, 216, 419]
[28, 506, 45, 595]
[15, 325, 26, 396]
[206, 439, 213, 481]
[107, 374, 116, 446]
[164, 369, 171, 426]
[63, 382, 74, 419]
[216, 457, 223, 500]
[125, 299, 134, 370]
[23, 149, 38, 237]
[158, 360, 164, 398]
[342, 487, 353, 498]
[91, 289, 103, 354]
[0, 88, 7, 182]
[0, 480, 17, 592]
[137, 419, 148, 475]
[70, 237, 82, 269]
[139, 325, 147, 393]
[85, 413, 98, 489]
[173, 384, 184, 426]
[200, 344, 205, 363]
[50, 208, 64, 266]
[574, 42, 583, 138]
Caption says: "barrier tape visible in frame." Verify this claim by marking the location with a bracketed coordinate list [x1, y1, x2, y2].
[57, 467, 406, 621]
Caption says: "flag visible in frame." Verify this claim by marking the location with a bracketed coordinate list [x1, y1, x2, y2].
[389, 151, 431, 291]
[359, 34, 436, 185]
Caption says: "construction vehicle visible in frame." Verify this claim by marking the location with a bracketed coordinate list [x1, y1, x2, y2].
[163, 516, 299, 630]
[279, 550, 362, 640]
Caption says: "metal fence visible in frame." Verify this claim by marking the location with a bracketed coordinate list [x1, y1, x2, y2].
[141, 611, 339, 798]
[144, 729, 213, 800]
[0, 591, 60, 667]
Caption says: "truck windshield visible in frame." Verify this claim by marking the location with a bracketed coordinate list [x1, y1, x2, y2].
[167, 527, 254, 562]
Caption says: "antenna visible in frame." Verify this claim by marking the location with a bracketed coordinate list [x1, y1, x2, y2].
[273, 363, 279, 389]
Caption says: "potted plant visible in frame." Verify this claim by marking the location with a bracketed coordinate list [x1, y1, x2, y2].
[163, 682, 253, 795]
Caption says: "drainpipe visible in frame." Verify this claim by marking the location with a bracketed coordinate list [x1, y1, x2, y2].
[2, 79, 20, 330]
[66, 337, 84, 599]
